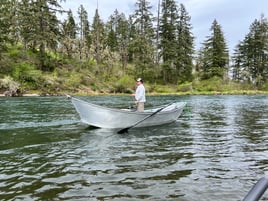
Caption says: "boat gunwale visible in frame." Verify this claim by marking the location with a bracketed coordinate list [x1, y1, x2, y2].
[71, 97, 185, 115]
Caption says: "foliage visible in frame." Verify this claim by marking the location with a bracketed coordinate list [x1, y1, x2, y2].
[175, 4, 194, 83]
[159, 1, 194, 84]
[193, 77, 236, 92]
[0, 0, 267, 95]
[131, 0, 155, 79]
[64, 71, 82, 90]
[152, 84, 177, 94]
[0, 0, 13, 58]
[0, 76, 20, 91]
[177, 82, 192, 92]
[232, 15, 268, 87]
[197, 19, 229, 80]
[16, 0, 63, 70]
[12, 63, 42, 85]
[113, 75, 134, 93]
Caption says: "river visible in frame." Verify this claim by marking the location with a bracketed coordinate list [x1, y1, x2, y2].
[0, 95, 267, 201]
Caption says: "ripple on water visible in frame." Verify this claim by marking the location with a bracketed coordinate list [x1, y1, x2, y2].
[0, 95, 268, 200]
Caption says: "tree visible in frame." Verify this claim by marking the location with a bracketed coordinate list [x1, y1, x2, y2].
[232, 15, 268, 87]
[107, 10, 130, 72]
[77, 5, 91, 60]
[198, 19, 229, 80]
[117, 13, 129, 73]
[91, 8, 105, 65]
[159, 1, 194, 84]
[244, 15, 268, 86]
[0, 0, 13, 59]
[17, 0, 64, 70]
[131, 0, 155, 80]
[231, 43, 245, 81]
[61, 10, 77, 59]
[159, 0, 178, 83]
[107, 9, 120, 52]
[175, 3, 194, 84]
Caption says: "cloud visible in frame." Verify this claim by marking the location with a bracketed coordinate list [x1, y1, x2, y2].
[61, 0, 268, 53]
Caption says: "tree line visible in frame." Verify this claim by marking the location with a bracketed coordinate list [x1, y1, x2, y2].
[0, 0, 268, 94]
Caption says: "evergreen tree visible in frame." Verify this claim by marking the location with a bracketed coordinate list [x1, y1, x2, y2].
[0, 0, 12, 59]
[91, 9, 105, 65]
[127, 16, 137, 63]
[244, 15, 268, 86]
[117, 13, 129, 73]
[83, 19, 92, 60]
[131, 0, 155, 80]
[17, 0, 63, 70]
[232, 15, 268, 86]
[61, 10, 77, 59]
[198, 19, 229, 80]
[107, 9, 120, 52]
[77, 5, 91, 60]
[17, 0, 33, 53]
[175, 3, 194, 84]
[159, 1, 194, 84]
[107, 11, 130, 72]
[159, 0, 178, 83]
[231, 43, 245, 81]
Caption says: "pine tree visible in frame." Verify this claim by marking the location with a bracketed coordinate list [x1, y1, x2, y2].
[107, 10, 129, 72]
[159, 0, 178, 83]
[107, 9, 120, 52]
[244, 15, 268, 86]
[175, 3, 194, 84]
[0, 0, 12, 59]
[61, 10, 77, 59]
[232, 15, 268, 87]
[231, 43, 245, 81]
[198, 19, 229, 80]
[77, 5, 91, 60]
[117, 13, 129, 73]
[91, 9, 105, 65]
[131, 0, 155, 80]
[17, 0, 63, 70]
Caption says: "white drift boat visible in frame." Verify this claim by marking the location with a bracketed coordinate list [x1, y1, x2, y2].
[70, 96, 186, 129]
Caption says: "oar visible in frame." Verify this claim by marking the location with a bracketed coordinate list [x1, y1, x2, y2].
[117, 103, 173, 134]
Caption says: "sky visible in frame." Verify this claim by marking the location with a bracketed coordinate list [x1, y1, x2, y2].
[61, 0, 268, 54]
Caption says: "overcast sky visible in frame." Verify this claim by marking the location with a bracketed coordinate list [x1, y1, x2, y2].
[61, 0, 268, 53]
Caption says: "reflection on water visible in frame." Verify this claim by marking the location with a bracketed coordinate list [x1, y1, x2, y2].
[0, 95, 267, 200]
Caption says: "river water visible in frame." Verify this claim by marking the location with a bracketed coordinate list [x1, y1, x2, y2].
[0, 95, 267, 201]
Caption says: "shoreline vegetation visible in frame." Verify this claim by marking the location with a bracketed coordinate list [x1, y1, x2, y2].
[1, 3, 268, 98]
[1, 1, 268, 99]
[1, 89, 267, 97]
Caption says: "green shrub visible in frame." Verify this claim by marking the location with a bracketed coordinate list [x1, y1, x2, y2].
[12, 62, 42, 84]
[261, 82, 268, 91]
[153, 85, 176, 94]
[177, 82, 193, 92]
[113, 75, 134, 93]
[8, 46, 21, 59]
[0, 76, 20, 91]
[193, 77, 227, 92]
[64, 71, 82, 89]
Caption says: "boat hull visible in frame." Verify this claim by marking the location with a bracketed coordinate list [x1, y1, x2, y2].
[71, 97, 186, 129]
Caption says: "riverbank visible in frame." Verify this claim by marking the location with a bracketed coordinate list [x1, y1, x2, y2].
[1, 89, 268, 97]
[0, 93, 40, 97]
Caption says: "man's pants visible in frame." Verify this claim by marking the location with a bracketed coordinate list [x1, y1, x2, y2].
[137, 102, 144, 112]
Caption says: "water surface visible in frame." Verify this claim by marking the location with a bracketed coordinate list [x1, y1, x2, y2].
[0, 95, 268, 200]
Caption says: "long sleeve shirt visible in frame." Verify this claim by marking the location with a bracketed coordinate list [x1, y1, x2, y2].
[135, 84, 146, 102]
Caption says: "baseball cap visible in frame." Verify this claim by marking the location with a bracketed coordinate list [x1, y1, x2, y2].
[136, 78, 143, 82]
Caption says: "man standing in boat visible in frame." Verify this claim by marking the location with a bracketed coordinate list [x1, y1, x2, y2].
[132, 78, 146, 112]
